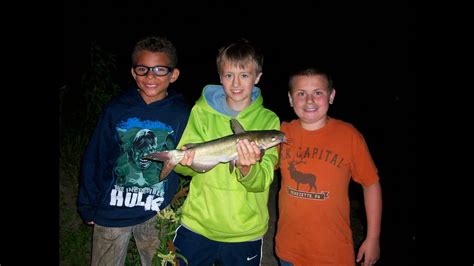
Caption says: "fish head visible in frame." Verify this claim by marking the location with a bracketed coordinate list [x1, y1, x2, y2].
[255, 130, 287, 149]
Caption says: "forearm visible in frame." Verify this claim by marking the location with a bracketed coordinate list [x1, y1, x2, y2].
[363, 181, 382, 239]
[238, 153, 278, 192]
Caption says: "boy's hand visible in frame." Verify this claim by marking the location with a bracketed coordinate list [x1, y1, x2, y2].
[236, 139, 261, 175]
[179, 145, 195, 167]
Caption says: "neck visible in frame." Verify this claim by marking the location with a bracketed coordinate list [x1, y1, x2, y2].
[301, 116, 330, 131]
[227, 97, 251, 112]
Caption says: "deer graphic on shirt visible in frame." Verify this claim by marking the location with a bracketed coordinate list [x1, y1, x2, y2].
[288, 159, 317, 192]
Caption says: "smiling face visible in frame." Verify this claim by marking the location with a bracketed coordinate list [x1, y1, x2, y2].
[219, 60, 262, 112]
[131, 50, 180, 104]
[288, 74, 336, 131]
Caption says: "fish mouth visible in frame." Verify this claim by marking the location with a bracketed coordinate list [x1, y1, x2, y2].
[281, 137, 291, 145]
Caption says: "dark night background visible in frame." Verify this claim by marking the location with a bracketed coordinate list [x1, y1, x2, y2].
[64, 1, 415, 264]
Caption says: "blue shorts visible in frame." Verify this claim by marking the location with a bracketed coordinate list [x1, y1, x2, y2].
[173, 225, 263, 266]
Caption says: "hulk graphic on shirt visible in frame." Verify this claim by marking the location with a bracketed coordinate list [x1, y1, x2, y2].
[115, 127, 174, 188]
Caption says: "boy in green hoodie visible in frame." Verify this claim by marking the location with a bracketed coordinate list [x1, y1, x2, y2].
[172, 39, 280, 265]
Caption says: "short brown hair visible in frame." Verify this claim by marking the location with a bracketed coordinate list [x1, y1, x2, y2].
[289, 68, 334, 92]
[216, 39, 263, 75]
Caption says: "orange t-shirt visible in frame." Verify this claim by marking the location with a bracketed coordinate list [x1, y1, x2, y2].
[275, 118, 379, 266]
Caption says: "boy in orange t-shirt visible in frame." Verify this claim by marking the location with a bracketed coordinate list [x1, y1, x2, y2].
[275, 67, 382, 266]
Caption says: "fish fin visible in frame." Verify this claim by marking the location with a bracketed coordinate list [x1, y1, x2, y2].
[229, 160, 236, 173]
[143, 151, 177, 181]
[230, 119, 246, 134]
[160, 159, 177, 180]
[259, 149, 266, 162]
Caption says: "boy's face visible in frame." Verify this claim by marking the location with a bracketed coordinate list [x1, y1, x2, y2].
[288, 75, 336, 129]
[131, 50, 179, 104]
[219, 60, 262, 112]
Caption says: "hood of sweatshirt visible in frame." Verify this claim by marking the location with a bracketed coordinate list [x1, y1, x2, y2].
[199, 84, 261, 117]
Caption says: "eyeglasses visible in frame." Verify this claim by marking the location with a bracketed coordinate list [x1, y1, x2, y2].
[133, 65, 174, 77]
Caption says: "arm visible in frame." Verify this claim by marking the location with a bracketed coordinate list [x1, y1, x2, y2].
[236, 117, 280, 192]
[76, 109, 115, 224]
[173, 110, 203, 177]
[356, 180, 382, 265]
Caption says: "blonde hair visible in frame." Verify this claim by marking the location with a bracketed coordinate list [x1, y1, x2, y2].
[216, 39, 263, 75]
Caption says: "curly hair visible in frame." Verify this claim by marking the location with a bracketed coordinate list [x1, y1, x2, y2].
[131, 36, 178, 67]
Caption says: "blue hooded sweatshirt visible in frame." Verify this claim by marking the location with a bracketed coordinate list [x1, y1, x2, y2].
[77, 86, 190, 227]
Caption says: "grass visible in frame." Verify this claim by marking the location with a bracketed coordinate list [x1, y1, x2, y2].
[59, 134, 92, 265]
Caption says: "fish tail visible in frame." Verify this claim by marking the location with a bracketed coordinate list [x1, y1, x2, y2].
[144, 151, 178, 180]
[160, 159, 177, 180]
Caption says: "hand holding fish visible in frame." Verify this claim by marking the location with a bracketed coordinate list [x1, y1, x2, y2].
[236, 139, 262, 176]
[178, 145, 195, 167]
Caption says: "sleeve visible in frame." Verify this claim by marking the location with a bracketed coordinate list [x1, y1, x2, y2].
[237, 114, 281, 192]
[351, 129, 380, 187]
[76, 108, 116, 223]
[275, 121, 290, 171]
[173, 108, 204, 177]
[173, 104, 191, 146]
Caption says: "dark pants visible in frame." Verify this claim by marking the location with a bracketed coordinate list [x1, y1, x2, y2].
[173, 225, 262, 266]
[279, 259, 294, 266]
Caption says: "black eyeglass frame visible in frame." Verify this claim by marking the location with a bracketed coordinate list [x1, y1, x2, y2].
[133, 65, 174, 77]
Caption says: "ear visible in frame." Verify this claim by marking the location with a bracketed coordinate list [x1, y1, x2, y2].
[329, 89, 336, 104]
[131, 68, 138, 81]
[254, 72, 263, 84]
[169, 68, 180, 83]
[288, 91, 294, 107]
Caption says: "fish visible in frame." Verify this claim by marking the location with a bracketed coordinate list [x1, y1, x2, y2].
[144, 119, 286, 180]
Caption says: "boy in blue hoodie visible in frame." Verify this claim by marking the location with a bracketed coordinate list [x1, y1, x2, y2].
[77, 36, 190, 266]
[172, 39, 280, 265]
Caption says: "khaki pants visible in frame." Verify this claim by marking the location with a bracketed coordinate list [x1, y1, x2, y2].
[91, 215, 160, 266]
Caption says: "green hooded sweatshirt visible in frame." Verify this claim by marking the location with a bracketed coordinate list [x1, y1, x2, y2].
[174, 84, 280, 242]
